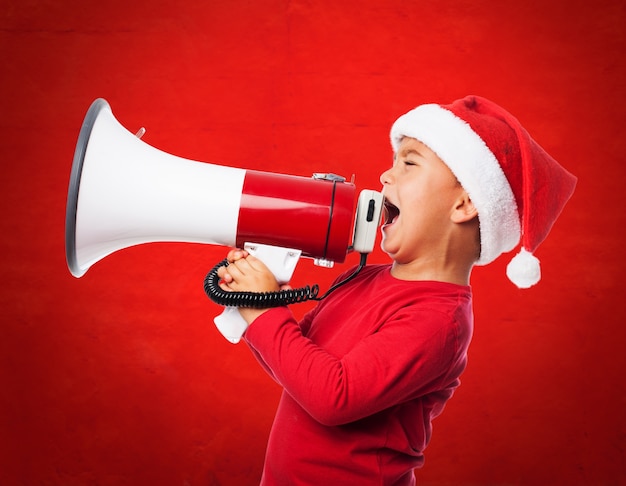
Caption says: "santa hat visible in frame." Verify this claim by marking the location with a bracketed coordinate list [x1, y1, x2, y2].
[390, 95, 577, 288]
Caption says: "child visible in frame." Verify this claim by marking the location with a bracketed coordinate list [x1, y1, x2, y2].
[217, 95, 577, 485]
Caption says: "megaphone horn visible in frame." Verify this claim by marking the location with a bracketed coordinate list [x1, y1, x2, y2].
[65, 99, 361, 278]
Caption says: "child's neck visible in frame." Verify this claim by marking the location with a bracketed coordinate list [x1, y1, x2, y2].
[390, 258, 473, 286]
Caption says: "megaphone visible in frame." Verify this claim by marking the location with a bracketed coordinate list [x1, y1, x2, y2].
[66, 99, 383, 342]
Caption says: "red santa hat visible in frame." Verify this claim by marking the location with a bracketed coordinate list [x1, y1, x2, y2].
[390, 95, 577, 288]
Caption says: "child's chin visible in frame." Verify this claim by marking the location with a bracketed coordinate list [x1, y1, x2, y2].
[379, 237, 394, 256]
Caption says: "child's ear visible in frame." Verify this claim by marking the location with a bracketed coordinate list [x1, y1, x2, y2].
[451, 191, 478, 223]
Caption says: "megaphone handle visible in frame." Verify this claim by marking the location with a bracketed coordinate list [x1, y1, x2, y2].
[213, 307, 249, 344]
[210, 244, 305, 344]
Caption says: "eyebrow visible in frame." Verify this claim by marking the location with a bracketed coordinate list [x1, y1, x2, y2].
[400, 148, 424, 158]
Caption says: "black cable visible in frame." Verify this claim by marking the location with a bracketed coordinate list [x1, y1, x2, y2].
[203, 253, 368, 308]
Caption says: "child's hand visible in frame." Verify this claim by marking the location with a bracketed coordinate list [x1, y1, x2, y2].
[216, 248, 248, 288]
[217, 249, 281, 294]
[216, 249, 283, 324]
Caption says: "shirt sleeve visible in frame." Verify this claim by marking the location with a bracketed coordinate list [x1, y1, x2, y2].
[243, 306, 317, 383]
[243, 305, 464, 426]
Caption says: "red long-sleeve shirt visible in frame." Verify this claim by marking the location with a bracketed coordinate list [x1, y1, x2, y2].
[244, 264, 473, 485]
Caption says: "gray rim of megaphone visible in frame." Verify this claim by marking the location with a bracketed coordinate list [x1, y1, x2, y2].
[65, 98, 109, 277]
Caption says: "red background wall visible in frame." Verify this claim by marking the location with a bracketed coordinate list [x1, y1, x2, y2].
[1, 0, 624, 484]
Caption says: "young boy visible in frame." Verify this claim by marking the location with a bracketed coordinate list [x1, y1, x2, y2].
[217, 95, 577, 485]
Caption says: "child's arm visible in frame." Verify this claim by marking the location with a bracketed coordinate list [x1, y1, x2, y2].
[244, 306, 466, 426]
[217, 250, 466, 426]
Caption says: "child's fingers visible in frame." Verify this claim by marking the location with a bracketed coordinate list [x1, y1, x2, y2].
[240, 253, 271, 272]
[225, 257, 257, 280]
[225, 260, 245, 280]
[226, 248, 248, 263]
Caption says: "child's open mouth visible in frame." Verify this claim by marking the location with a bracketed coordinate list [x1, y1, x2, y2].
[383, 199, 400, 225]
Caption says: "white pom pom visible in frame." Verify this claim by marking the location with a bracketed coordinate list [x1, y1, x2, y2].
[506, 248, 541, 288]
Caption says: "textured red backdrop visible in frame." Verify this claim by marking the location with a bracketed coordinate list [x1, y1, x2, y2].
[1, 0, 624, 484]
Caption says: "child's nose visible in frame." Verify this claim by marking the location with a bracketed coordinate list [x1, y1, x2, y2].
[380, 167, 393, 185]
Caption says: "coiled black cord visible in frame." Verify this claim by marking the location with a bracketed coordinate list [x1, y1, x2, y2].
[203, 253, 368, 308]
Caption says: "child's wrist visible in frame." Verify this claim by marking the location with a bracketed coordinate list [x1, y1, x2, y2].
[239, 307, 270, 325]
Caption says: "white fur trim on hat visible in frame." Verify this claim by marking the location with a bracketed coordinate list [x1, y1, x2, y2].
[390, 104, 521, 265]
